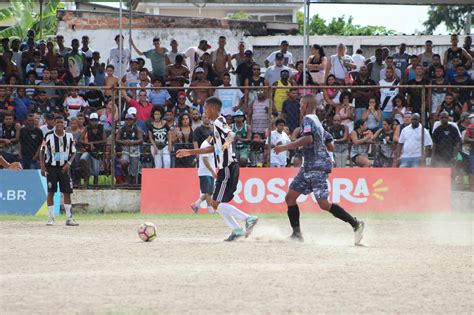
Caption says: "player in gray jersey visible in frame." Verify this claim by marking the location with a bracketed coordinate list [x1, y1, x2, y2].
[274, 94, 365, 244]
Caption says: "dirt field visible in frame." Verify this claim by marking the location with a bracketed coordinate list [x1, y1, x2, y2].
[0, 215, 472, 314]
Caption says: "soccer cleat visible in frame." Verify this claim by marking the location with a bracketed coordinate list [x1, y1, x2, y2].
[224, 228, 245, 242]
[354, 219, 365, 245]
[65, 218, 79, 226]
[208, 208, 215, 214]
[244, 216, 259, 238]
[46, 218, 55, 226]
[190, 204, 199, 214]
[289, 231, 304, 242]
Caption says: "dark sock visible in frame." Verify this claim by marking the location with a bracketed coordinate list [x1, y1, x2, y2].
[329, 204, 358, 228]
[287, 205, 300, 232]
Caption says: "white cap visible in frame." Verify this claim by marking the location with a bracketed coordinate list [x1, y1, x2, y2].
[89, 112, 99, 120]
[127, 107, 137, 115]
[195, 67, 205, 73]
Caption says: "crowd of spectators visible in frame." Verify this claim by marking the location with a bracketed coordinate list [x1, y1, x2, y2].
[0, 30, 473, 187]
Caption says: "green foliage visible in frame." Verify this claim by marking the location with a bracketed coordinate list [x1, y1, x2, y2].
[423, 5, 473, 34]
[298, 13, 396, 36]
[0, 0, 63, 39]
[228, 11, 250, 20]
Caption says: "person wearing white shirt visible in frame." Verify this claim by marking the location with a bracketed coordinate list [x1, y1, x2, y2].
[325, 43, 356, 83]
[108, 35, 131, 79]
[213, 73, 244, 116]
[397, 113, 432, 168]
[265, 40, 293, 68]
[269, 118, 291, 167]
[63, 90, 88, 119]
[191, 139, 217, 214]
[184, 40, 211, 74]
[352, 49, 366, 71]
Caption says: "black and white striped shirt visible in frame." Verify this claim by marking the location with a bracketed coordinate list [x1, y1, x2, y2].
[43, 131, 76, 167]
[211, 115, 236, 169]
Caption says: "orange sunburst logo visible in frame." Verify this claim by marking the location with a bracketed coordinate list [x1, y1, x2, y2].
[371, 179, 389, 201]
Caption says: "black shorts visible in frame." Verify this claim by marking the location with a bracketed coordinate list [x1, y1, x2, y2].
[212, 162, 239, 203]
[199, 176, 215, 195]
[46, 165, 73, 194]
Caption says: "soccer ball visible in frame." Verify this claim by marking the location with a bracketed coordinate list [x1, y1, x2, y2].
[138, 222, 157, 242]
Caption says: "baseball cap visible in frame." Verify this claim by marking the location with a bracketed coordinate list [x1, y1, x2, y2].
[127, 107, 137, 116]
[195, 67, 205, 73]
[125, 113, 134, 119]
[281, 40, 289, 46]
[130, 58, 138, 64]
[233, 110, 245, 117]
[275, 52, 284, 59]
[89, 113, 99, 120]
[199, 39, 211, 49]
[244, 50, 253, 56]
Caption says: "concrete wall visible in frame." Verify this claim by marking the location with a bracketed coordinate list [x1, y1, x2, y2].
[72, 189, 473, 213]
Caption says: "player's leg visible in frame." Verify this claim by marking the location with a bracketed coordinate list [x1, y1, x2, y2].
[79, 153, 90, 187]
[286, 169, 308, 241]
[45, 167, 58, 226]
[60, 171, 78, 226]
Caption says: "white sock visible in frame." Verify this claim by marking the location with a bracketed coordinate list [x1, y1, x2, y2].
[194, 198, 202, 207]
[64, 204, 72, 219]
[47, 206, 54, 219]
[208, 206, 214, 213]
[218, 209, 240, 230]
[217, 203, 250, 220]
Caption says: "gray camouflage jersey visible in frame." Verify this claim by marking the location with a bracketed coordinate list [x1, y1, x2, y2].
[300, 114, 333, 173]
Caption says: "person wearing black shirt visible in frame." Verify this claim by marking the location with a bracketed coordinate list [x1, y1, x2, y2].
[352, 65, 377, 121]
[19, 113, 43, 169]
[235, 50, 254, 87]
[193, 113, 213, 149]
[407, 64, 430, 114]
[84, 86, 104, 111]
[432, 111, 461, 167]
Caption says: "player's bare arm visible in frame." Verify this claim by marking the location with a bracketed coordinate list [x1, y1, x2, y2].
[176, 145, 215, 158]
[274, 135, 313, 154]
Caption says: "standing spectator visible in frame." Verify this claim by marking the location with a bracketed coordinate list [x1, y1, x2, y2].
[419, 40, 434, 74]
[25, 51, 46, 83]
[193, 113, 213, 148]
[462, 94, 474, 114]
[353, 65, 377, 121]
[56, 35, 71, 56]
[11, 38, 23, 82]
[122, 59, 140, 92]
[122, 89, 153, 132]
[464, 115, 474, 189]
[211, 36, 232, 81]
[272, 69, 292, 113]
[393, 43, 410, 82]
[148, 107, 171, 169]
[116, 113, 144, 184]
[231, 111, 252, 167]
[367, 48, 385, 83]
[213, 73, 244, 116]
[307, 44, 327, 84]
[406, 55, 420, 82]
[79, 112, 106, 187]
[1, 51, 19, 82]
[231, 41, 246, 69]
[148, 78, 172, 110]
[430, 66, 449, 126]
[450, 63, 473, 105]
[325, 43, 356, 84]
[132, 37, 170, 80]
[174, 92, 191, 122]
[171, 113, 195, 168]
[38, 69, 59, 105]
[187, 68, 213, 113]
[435, 93, 462, 122]
[192, 52, 217, 84]
[81, 35, 94, 85]
[84, 86, 104, 112]
[43, 40, 57, 70]
[380, 56, 402, 81]
[40, 113, 55, 136]
[432, 111, 461, 167]
[265, 40, 293, 68]
[350, 119, 372, 168]
[167, 39, 182, 66]
[108, 35, 131, 80]
[362, 97, 381, 133]
[265, 52, 291, 86]
[290, 60, 314, 96]
[444, 34, 472, 71]
[427, 54, 443, 80]
[248, 89, 271, 135]
[30, 90, 53, 119]
[91, 51, 105, 86]
[56, 55, 74, 85]
[269, 118, 290, 168]
[243, 63, 267, 109]
[397, 113, 432, 167]
[282, 89, 301, 133]
[65, 39, 86, 85]
[64, 89, 88, 119]
[13, 88, 31, 124]
[373, 118, 396, 167]
[184, 39, 211, 73]
[165, 54, 190, 88]
[337, 91, 355, 133]
[20, 29, 36, 51]
[329, 114, 349, 167]
[103, 65, 119, 100]
[19, 113, 42, 169]
[190, 108, 202, 130]
[249, 132, 266, 167]
[235, 50, 254, 87]
[0, 113, 21, 162]
[352, 48, 366, 72]
[379, 67, 400, 121]
[406, 64, 430, 114]
[20, 38, 36, 77]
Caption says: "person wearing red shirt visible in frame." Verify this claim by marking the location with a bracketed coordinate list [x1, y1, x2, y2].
[122, 88, 153, 132]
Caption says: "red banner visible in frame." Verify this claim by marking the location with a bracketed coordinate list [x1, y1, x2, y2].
[141, 168, 451, 213]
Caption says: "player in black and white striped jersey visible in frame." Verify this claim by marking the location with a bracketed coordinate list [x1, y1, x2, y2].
[40, 115, 79, 226]
[177, 96, 258, 241]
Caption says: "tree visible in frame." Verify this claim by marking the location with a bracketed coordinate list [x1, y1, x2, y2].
[423, 5, 473, 34]
[0, 0, 62, 39]
[297, 13, 395, 36]
[228, 11, 250, 20]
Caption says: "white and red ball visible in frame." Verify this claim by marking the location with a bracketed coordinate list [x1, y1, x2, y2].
[138, 222, 157, 242]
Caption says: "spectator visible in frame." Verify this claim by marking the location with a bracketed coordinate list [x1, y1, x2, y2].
[38, 69, 59, 106]
[79, 112, 106, 187]
[307, 44, 327, 84]
[231, 110, 252, 167]
[249, 132, 265, 167]
[64, 89, 88, 119]
[122, 89, 153, 132]
[81, 35, 94, 85]
[269, 118, 290, 168]
[373, 118, 396, 167]
[419, 40, 434, 74]
[264, 52, 291, 86]
[108, 34, 130, 79]
[392, 94, 408, 125]
[211, 36, 232, 81]
[91, 51, 105, 86]
[19, 113, 42, 169]
[192, 52, 217, 84]
[193, 112, 212, 148]
[337, 91, 355, 133]
[450, 63, 473, 105]
[367, 48, 385, 83]
[243, 62, 267, 110]
[379, 67, 400, 121]
[406, 54, 420, 82]
[13, 88, 31, 124]
[116, 113, 144, 184]
[0, 112, 21, 162]
[213, 72, 244, 116]
[1, 51, 19, 82]
[397, 113, 432, 168]
[122, 59, 139, 92]
[25, 51, 46, 84]
[323, 74, 342, 112]
[265, 40, 293, 68]
[352, 65, 377, 121]
[65, 39, 86, 85]
[329, 114, 349, 167]
[136, 68, 153, 98]
[272, 69, 292, 113]
[43, 41, 57, 70]
[352, 48, 366, 72]
[171, 113, 195, 168]
[187, 67, 213, 113]
[30, 90, 54, 119]
[248, 89, 272, 135]
[464, 115, 474, 189]
[148, 107, 171, 169]
[103, 65, 119, 100]
[430, 65, 449, 125]
[362, 97, 381, 133]
[132, 37, 170, 81]
[40, 113, 55, 136]
[231, 41, 246, 69]
[174, 92, 191, 122]
[236, 50, 254, 87]
[462, 94, 474, 114]
[148, 78, 172, 110]
[325, 43, 356, 84]
[406, 64, 430, 114]
[350, 119, 372, 168]
[380, 56, 402, 81]
[20, 38, 36, 76]
[281, 88, 301, 133]
[290, 60, 314, 96]
[56, 55, 74, 85]
[56, 34, 71, 56]
[10, 38, 23, 82]
[184, 39, 211, 73]
[167, 39, 182, 67]
[427, 54, 442, 80]
[84, 85, 104, 111]
[393, 43, 410, 81]
[190, 108, 202, 130]
[436, 93, 462, 122]
[165, 54, 190, 88]
[432, 111, 461, 168]
[444, 34, 472, 71]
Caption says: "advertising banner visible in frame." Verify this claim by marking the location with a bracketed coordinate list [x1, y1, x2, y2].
[141, 168, 451, 213]
[0, 170, 60, 216]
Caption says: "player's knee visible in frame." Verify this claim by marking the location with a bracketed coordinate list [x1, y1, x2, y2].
[285, 194, 296, 205]
[211, 200, 220, 209]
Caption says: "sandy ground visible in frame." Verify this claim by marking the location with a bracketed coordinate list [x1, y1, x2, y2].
[0, 216, 472, 314]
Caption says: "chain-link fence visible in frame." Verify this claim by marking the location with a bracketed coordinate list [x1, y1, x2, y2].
[0, 83, 472, 190]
